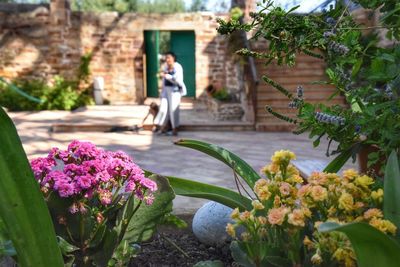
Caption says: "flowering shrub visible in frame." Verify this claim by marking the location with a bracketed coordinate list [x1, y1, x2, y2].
[226, 150, 395, 267]
[218, 0, 400, 173]
[30, 140, 173, 267]
[31, 140, 156, 208]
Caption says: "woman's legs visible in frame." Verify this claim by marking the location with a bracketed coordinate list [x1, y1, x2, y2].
[153, 97, 169, 132]
[167, 89, 181, 135]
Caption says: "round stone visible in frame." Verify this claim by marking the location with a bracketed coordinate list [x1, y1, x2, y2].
[192, 201, 234, 247]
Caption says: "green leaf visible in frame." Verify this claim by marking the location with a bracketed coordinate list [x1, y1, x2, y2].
[57, 236, 79, 255]
[175, 139, 260, 188]
[109, 241, 140, 267]
[384, 151, 400, 231]
[161, 213, 188, 229]
[324, 150, 352, 173]
[0, 108, 64, 267]
[155, 173, 252, 211]
[93, 228, 119, 267]
[193, 260, 224, 267]
[324, 143, 361, 173]
[319, 222, 400, 267]
[352, 58, 363, 77]
[230, 241, 255, 267]
[122, 175, 175, 243]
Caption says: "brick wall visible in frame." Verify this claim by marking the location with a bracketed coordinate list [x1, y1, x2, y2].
[0, 3, 239, 103]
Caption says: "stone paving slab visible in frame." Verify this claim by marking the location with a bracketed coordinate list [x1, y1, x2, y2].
[8, 110, 358, 214]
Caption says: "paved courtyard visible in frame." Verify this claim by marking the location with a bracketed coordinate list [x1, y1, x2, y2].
[9, 110, 357, 213]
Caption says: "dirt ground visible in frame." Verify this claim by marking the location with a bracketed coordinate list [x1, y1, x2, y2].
[130, 214, 235, 267]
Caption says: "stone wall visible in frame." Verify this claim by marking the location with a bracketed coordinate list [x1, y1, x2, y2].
[0, 3, 239, 104]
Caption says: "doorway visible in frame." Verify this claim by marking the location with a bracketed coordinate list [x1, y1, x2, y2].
[144, 30, 196, 98]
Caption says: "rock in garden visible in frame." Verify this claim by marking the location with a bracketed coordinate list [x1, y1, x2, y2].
[192, 201, 234, 247]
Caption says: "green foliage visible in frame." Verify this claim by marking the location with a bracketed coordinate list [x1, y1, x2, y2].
[212, 87, 231, 101]
[230, 240, 291, 267]
[77, 52, 93, 82]
[0, 53, 94, 111]
[160, 174, 252, 211]
[0, 79, 47, 111]
[323, 143, 362, 173]
[0, 76, 93, 111]
[48, 175, 175, 266]
[161, 213, 188, 229]
[71, 0, 138, 12]
[319, 150, 400, 266]
[383, 151, 400, 232]
[218, 0, 400, 171]
[71, 0, 186, 13]
[319, 222, 400, 267]
[121, 175, 175, 244]
[0, 108, 64, 267]
[137, 0, 186, 13]
[175, 139, 261, 188]
[190, 0, 206, 12]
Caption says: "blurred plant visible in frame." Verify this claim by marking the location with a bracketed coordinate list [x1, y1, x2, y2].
[0, 76, 94, 111]
[77, 52, 93, 83]
[217, 0, 400, 173]
[319, 150, 400, 267]
[226, 150, 394, 267]
[0, 108, 64, 267]
[29, 140, 174, 266]
[212, 87, 232, 101]
[0, 53, 94, 111]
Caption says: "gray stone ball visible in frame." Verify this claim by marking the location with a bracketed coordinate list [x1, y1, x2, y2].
[192, 201, 234, 247]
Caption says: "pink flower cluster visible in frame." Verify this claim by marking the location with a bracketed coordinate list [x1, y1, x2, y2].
[31, 140, 157, 209]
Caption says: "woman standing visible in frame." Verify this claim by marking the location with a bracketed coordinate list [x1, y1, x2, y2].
[154, 51, 187, 136]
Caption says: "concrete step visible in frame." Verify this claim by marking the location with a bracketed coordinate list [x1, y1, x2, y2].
[51, 122, 255, 133]
[256, 122, 296, 132]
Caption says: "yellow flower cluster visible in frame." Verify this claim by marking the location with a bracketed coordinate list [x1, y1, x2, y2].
[227, 150, 396, 267]
[271, 150, 296, 165]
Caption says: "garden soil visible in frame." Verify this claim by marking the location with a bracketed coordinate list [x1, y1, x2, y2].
[130, 214, 235, 267]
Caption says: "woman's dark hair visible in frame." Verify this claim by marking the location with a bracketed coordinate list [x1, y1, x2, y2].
[165, 51, 177, 61]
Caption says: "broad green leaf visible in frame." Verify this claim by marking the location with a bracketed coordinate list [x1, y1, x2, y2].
[230, 241, 255, 267]
[57, 236, 79, 255]
[149, 172, 253, 211]
[0, 108, 63, 267]
[122, 175, 175, 243]
[175, 139, 260, 188]
[319, 222, 400, 267]
[93, 228, 119, 267]
[384, 151, 400, 230]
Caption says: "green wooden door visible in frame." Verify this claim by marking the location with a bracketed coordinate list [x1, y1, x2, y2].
[144, 30, 160, 97]
[170, 31, 196, 97]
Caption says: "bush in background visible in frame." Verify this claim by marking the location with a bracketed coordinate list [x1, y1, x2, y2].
[0, 52, 94, 111]
[0, 76, 94, 111]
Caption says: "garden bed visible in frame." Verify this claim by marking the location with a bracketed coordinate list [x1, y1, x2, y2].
[130, 214, 234, 267]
